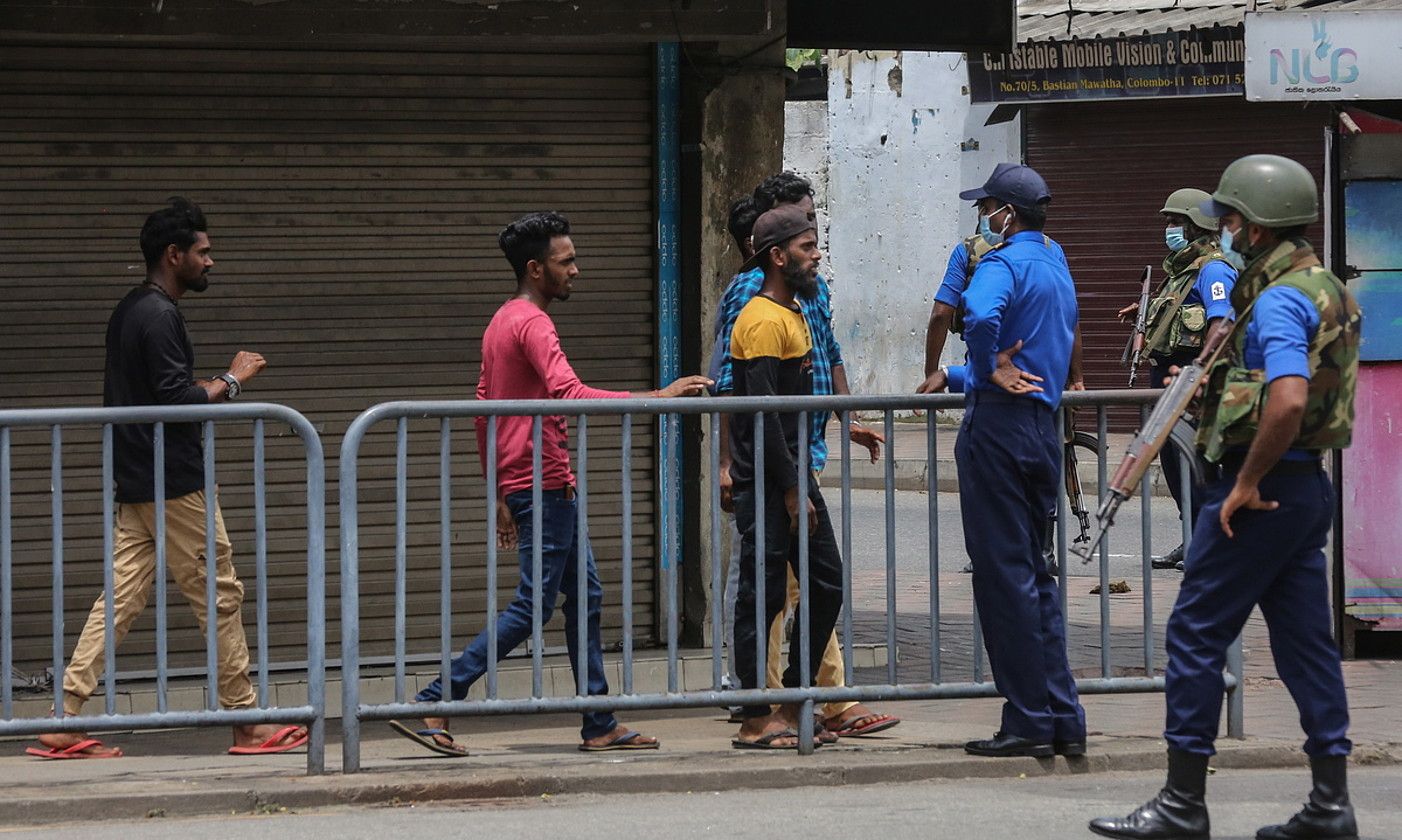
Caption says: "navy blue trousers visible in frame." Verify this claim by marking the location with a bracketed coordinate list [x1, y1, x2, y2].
[1165, 464, 1351, 757]
[955, 390, 1086, 742]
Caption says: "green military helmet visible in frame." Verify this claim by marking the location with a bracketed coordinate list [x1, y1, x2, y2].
[1204, 154, 1318, 228]
[1159, 188, 1217, 231]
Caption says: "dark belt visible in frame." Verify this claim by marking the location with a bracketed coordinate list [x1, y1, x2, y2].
[1218, 452, 1323, 476]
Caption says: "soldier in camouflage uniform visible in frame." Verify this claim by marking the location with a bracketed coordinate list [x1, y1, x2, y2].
[1091, 156, 1362, 840]
[1118, 188, 1238, 570]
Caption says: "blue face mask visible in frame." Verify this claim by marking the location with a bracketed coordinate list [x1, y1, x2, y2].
[1219, 227, 1246, 270]
[1165, 226, 1188, 252]
[979, 205, 1011, 247]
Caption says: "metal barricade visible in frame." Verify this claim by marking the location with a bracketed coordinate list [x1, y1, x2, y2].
[0, 404, 327, 774]
[339, 391, 1242, 772]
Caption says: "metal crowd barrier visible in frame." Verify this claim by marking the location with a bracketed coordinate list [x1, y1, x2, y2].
[339, 391, 1244, 772]
[0, 404, 327, 774]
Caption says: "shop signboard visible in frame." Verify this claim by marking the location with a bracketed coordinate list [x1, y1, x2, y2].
[967, 27, 1244, 103]
[1245, 10, 1402, 101]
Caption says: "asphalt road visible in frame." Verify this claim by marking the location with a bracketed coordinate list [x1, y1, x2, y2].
[12, 766, 1397, 839]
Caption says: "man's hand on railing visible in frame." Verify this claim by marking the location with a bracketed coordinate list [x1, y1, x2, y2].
[496, 499, 518, 551]
[914, 370, 947, 394]
[784, 485, 817, 534]
[718, 462, 735, 513]
[849, 422, 884, 463]
[651, 375, 713, 398]
[990, 340, 1044, 395]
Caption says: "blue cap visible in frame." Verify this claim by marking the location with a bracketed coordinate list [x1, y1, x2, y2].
[959, 162, 1052, 208]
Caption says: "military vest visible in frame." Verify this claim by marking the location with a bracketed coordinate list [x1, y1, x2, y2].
[1143, 237, 1228, 358]
[1195, 239, 1361, 463]
[951, 232, 1051, 335]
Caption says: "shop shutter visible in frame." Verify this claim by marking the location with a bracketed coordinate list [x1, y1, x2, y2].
[0, 41, 659, 679]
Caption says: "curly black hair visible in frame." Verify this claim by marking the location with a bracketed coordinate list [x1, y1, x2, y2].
[499, 211, 572, 279]
[753, 171, 814, 212]
[139, 197, 207, 270]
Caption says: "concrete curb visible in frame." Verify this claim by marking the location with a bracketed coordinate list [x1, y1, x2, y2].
[6, 741, 1398, 826]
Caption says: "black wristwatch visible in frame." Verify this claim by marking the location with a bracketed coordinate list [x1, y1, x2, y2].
[216, 373, 241, 400]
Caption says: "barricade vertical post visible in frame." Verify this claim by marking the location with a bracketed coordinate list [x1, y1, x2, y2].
[927, 411, 940, 683]
[753, 411, 766, 691]
[1097, 408, 1111, 678]
[300, 410, 328, 776]
[101, 424, 116, 715]
[0, 426, 10, 719]
[203, 422, 218, 711]
[394, 418, 408, 703]
[839, 410, 853, 686]
[883, 410, 897, 685]
[1180, 449, 1193, 551]
[485, 416, 499, 699]
[1140, 405, 1153, 675]
[972, 604, 984, 683]
[339, 412, 363, 773]
[154, 422, 168, 713]
[709, 411, 722, 690]
[796, 414, 814, 756]
[1227, 635, 1245, 738]
[1056, 408, 1070, 620]
[577, 415, 589, 696]
[50, 426, 64, 717]
[253, 420, 269, 707]
[438, 419, 452, 704]
[665, 413, 679, 694]
[531, 417, 544, 698]
[621, 414, 634, 694]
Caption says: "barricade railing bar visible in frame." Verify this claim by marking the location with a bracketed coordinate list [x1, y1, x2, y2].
[338, 391, 1244, 773]
[0, 403, 327, 774]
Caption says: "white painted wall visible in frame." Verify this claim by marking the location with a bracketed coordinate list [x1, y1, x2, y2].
[804, 50, 1021, 396]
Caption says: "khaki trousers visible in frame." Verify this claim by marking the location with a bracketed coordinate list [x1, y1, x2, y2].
[61, 489, 256, 715]
[766, 566, 857, 720]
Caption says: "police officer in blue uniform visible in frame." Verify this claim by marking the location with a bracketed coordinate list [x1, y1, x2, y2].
[953, 164, 1087, 759]
[1090, 155, 1362, 840]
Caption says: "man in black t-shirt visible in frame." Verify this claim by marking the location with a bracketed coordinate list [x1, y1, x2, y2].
[29, 199, 303, 760]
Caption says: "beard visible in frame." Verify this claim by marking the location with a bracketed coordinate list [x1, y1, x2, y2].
[185, 272, 210, 293]
[784, 263, 819, 298]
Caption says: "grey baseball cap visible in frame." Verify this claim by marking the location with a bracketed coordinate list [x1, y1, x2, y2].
[742, 204, 818, 271]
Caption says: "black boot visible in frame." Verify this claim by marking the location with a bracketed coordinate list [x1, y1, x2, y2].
[1152, 543, 1185, 571]
[1256, 755, 1358, 839]
[1088, 750, 1210, 839]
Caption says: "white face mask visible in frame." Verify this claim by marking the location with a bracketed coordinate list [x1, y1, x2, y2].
[979, 204, 1012, 246]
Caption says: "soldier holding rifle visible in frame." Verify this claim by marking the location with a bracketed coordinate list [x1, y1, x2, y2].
[1089, 155, 1362, 840]
[1118, 189, 1238, 571]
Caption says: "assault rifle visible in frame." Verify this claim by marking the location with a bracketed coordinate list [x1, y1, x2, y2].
[1062, 411, 1092, 545]
[1122, 265, 1153, 386]
[1075, 318, 1235, 563]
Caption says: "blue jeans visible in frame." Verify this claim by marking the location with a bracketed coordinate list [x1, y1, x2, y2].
[416, 487, 618, 740]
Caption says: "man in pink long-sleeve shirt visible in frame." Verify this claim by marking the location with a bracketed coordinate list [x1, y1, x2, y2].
[389, 212, 710, 757]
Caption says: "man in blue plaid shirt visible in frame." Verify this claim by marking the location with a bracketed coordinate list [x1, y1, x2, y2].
[713, 173, 897, 741]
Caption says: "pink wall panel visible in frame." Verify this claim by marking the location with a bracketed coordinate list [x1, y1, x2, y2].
[1341, 362, 1402, 630]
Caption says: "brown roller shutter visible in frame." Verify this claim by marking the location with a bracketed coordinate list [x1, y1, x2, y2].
[0, 41, 659, 680]
[1026, 98, 1330, 428]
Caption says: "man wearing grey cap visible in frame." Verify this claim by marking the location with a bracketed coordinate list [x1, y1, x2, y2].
[727, 203, 845, 750]
[951, 164, 1087, 759]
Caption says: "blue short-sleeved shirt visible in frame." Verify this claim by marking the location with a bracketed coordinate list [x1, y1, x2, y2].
[1238, 284, 1319, 460]
[935, 237, 1068, 309]
[712, 267, 844, 470]
[961, 231, 1078, 410]
[1188, 259, 1238, 323]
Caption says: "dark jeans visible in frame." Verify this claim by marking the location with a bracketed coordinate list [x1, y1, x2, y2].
[731, 479, 844, 720]
[955, 390, 1086, 743]
[416, 487, 617, 740]
[1165, 464, 1350, 757]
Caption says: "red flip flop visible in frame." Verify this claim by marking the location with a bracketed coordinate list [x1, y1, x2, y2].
[227, 725, 309, 756]
[25, 738, 123, 760]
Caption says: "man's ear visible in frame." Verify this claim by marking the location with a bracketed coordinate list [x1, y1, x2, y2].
[165, 243, 181, 266]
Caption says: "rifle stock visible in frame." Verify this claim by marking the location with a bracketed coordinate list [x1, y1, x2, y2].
[1075, 317, 1236, 563]
[1126, 264, 1153, 386]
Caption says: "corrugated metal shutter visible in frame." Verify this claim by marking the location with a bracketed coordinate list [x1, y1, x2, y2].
[1026, 98, 1330, 429]
[0, 42, 659, 678]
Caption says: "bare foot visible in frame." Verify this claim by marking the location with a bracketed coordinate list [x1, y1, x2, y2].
[734, 705, 817, 748]
[232, 723, 307, 750]
[581, 723, 659, 750]
[36, 732, 122, 757]
[417, 716, 467, 753]
[822, 703, 900, 736]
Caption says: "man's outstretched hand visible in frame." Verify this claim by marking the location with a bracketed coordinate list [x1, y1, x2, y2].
[990, 340, 1044, 395]
[653, 375, 713, 398]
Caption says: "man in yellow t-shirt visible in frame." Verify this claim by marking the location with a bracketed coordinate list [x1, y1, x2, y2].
[727, 204, 844, 750]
